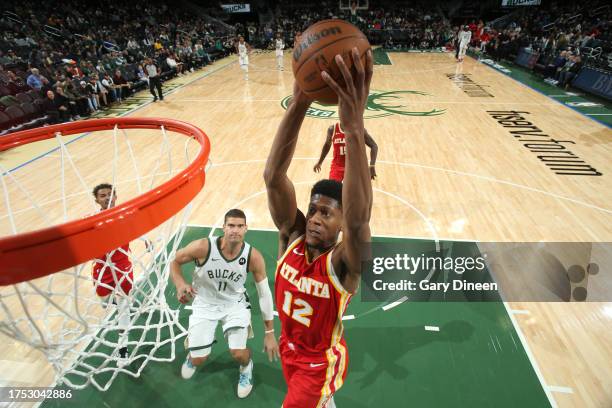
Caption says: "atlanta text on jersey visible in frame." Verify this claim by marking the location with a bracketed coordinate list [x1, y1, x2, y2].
[278, 263, 331, 299]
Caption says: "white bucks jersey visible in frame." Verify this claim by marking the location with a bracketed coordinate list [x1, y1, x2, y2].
[275, 38, 284, 51]
[193, 236, 251, 306]
[238, 42, 247, 56]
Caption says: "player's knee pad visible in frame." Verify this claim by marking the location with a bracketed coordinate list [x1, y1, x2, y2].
[225, 326, 249, 350]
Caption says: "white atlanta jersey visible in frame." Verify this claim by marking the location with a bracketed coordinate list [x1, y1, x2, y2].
[192, 236, 251, 306]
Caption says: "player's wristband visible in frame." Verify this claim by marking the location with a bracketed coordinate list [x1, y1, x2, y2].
[264, 329, 275, 334]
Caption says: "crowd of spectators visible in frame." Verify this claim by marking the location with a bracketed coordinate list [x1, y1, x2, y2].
[0, 0, 235, 133]
[465, 1, 610, 88]
[237, 3, 454, 51]
[1, 1, 609, 134]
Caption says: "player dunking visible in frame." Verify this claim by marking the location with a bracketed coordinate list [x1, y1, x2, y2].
[236, 35, 251, 81]
[264, 48, 373, 407]
[313, 122, 378, 182]
[275, 33, 285, 70]
[170, 209, 279, 399]
[91, 183, 132, 365]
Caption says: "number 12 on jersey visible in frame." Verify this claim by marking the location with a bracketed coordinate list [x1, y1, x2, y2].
[281, 291, 313, 327]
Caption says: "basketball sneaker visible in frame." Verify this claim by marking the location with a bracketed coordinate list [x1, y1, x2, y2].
[181, 355, 197, 379]
[237, 359, 253, 398]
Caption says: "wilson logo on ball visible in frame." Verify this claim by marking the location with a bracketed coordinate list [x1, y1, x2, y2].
[293, 26, 343, 61]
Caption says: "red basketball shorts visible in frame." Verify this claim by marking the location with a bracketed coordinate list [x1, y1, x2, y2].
[280, 338, 349, 408]
[92, 266, 133, 297]
[328, 167, 344, 182]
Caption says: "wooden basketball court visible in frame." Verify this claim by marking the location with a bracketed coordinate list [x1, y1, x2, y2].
[1, 50, 611, 407]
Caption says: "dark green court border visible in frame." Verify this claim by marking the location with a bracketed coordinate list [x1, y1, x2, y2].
[41, 226, 551, 408]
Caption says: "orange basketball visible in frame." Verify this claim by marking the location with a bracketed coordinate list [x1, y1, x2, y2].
[292, 19, 371, 105]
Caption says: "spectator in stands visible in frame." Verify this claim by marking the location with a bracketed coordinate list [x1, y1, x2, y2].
[64, 81, 90, 117]
[43, 90, 70, 124]
[26, 68, 49, 94]
[166, 53, 180, 76]
[6, 71, 29, 94]
[89, 75, 108, 109]
[557, 54, 582, 89]
[544, 50, 569, 79]
[480, 29, 491, 52]
[134, 64, 149, 88]
[102, 73, 118, 103]
[113, 70, 131, 101]
[55, 86, 80, 120]
[79, 80, 98, 112]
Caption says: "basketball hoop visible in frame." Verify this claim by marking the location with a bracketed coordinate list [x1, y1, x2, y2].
[0, 117, 210, 390]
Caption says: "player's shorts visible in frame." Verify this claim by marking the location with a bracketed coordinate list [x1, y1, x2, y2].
[276, 49, 284, 57]
[328, 167, 344, 182]
[280, 337, 349, 408]
[239, 55, 249, 66]
[187, 298, 253, 358]
[93, 268, 133, 297]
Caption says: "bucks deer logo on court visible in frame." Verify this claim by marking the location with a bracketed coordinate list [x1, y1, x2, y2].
[281, 90, 446, 119]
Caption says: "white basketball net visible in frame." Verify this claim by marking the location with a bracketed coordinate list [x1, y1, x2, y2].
[0, 123, 207, 390]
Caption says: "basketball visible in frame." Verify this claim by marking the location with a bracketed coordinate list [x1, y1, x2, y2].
[292, 19, 371, 104]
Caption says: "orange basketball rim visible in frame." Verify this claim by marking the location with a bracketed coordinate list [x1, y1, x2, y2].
[0, 118, 211, 285]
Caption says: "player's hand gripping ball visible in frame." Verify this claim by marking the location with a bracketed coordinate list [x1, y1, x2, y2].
[292, 19, 371, 104]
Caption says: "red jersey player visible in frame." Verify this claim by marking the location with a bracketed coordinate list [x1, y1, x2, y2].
[91, 183, 133, 298]
[313, 122, 378, 182]
[264, 47, 373, 408]
[91, 183, 133, 363]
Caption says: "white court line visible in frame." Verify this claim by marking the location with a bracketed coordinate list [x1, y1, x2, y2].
[380, 160, 612, 215]
[373, 188, 441, 251]
[170, 99, 558, 106]
[586, 113, 612, 116]
[205, 157, 612, 215]
[502, 301, 558, 408]
[424, 326, 440, 332]
[511, 309, 531, 315]
[187, 223, 478, 243]
[172, 98, 280, 102]
[546, 385, 574, 394]
[382, 296, 409, 311]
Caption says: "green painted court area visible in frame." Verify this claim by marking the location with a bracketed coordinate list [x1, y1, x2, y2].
[42, 226, 550, 408]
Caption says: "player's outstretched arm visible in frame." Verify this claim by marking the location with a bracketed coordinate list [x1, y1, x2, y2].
[322, 48, 374, 294]
[169, 239, 208, 303]
[314, 126, 333, 173]
[249, 249, 280, 362]
[264, 82, 312, 252]
[364, 130, 378, 180]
